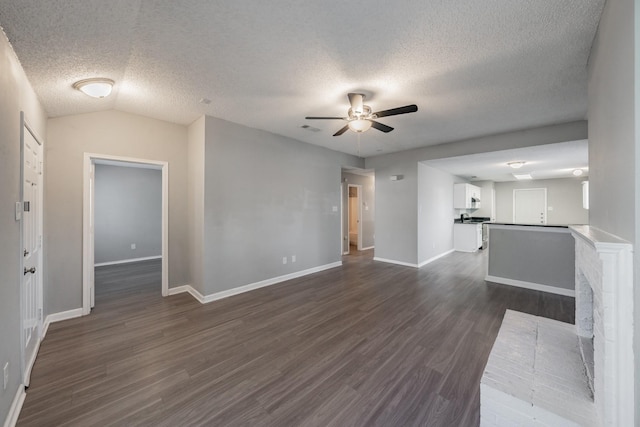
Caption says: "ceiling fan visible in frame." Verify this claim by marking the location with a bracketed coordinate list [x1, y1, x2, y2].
[305, 93, 418, 136]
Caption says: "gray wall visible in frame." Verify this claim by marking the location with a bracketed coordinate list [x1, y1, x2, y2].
[587, 0, 639, 422]
[366, 121, 588, 266]
[46, 110, 189, 314]
[201, 116, 362, 295]
[0, 31, 47, 424]
[341, 172, 375, 252]
[487, 226, 575, 291]
[187, 116, 205, 295]
[94, 164, 162, 264]
[417, 164, 460, 264]
[495, 178, 588, 225]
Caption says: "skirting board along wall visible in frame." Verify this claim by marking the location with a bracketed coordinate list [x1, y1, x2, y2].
[485, 275, 576, 297]
[3, 386, 25, 427]
[373, 257, 419, 268]
[42, 308, 84, 338]
[418, 249, 455, 268]
[374, 249, 455, 269]
[94, 255, 162, 267]
[169, 261, 342, 304]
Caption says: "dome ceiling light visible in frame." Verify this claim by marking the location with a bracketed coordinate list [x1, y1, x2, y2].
[73, 78, 114, 98]
[507, 161, 526, 169]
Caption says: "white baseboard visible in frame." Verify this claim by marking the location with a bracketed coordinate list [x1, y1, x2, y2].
[418, 249, 455, 268]
[485, 275, 576, 297]
[94, 255, 162, 267]
[169, 261, 343, 305]
[3, 385, 25, 427]
[42, 308, 84, 338]
[373, 257, 418, 268]
[168, 284, 206, 304]
[360, 246, 374, 251]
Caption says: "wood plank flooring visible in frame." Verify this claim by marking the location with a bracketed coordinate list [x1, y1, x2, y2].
[18, 251, 574, 426]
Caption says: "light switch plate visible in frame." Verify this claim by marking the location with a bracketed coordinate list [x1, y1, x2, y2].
[15, 202, 21, 221]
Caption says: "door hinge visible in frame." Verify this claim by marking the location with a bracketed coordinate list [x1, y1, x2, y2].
[38, 308, 42, 321]
[23, 201, 30, 212]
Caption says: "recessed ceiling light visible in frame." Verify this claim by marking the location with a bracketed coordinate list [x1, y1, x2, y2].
[573, 169, 584, 176]
[508, 161, 526, 169]
[73, 78, 114, 98]
[513, 173, 532, 180]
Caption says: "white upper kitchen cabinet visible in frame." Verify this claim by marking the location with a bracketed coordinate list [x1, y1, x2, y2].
[454, 183, 482, 209]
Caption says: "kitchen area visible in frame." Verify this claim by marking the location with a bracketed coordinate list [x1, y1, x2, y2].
[452, 182, 492, 252]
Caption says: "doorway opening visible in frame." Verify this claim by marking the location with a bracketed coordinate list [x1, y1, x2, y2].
[82, 154, 168, 315]
[348, 184, 362, 253]
[341, 168, 375, 256]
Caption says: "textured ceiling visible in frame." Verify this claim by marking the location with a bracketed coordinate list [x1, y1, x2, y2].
[424, 140, 589, 182]
[0, 1, 604, 157]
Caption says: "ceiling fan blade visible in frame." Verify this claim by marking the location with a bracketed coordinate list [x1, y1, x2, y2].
[373, 104, 418, 118]
[305, 116, 346, 120]
[333, 125, 349, 136]
[347, 93, 365, 114]
[370, 120, 394, 133]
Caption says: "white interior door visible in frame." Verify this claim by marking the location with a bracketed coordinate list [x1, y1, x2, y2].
[21, 117, 43, 386]
[513, 188, 547, 224]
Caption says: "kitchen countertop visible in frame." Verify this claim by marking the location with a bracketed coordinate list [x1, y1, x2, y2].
[488, 223, 570, 229]
[453, 216, 491, 224]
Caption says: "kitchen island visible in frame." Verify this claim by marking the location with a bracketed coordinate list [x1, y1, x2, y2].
[486, 223, 575, 296]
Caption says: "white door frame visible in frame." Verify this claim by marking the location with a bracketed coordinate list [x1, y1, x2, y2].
[82, 153, 169, 315]
[340, 182, 347, 255]
[347, 184, 363, 252]
[20, 112, 44, 386]
[513, 187, 547, 224]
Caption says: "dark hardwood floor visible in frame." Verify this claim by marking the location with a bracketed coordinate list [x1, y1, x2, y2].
[18, 250, 574, 426]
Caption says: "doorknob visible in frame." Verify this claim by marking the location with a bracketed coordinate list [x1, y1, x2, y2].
[24, 267, 36, 275]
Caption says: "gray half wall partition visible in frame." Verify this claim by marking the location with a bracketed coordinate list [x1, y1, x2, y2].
[486, 224, 575, 296]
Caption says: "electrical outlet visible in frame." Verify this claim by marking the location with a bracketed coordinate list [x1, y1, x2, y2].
[282, 257, 287, 265]
[131, 243, 136, 250]
[291, 255, 296, 263]
[3, 362, 8, 390]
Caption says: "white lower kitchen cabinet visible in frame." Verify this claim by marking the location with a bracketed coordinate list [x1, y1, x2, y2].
[454, 223, 482, 252]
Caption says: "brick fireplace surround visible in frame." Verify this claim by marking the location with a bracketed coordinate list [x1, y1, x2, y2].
[481, 226, 634, 426]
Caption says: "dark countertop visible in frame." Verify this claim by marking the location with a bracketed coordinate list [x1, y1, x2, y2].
[487, 223, 570, 229]
[453, 216, 491, 224]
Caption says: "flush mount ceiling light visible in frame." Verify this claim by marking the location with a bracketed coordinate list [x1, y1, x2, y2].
[73, 78, 114, 98]
[573, 169, 584, 176]
[507, 161, 526, 169]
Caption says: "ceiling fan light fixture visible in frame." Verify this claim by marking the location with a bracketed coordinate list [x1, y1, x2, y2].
[348, 119, 372, 133]
[508, 161, 526, 169]
[73, 78, 114, 98]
